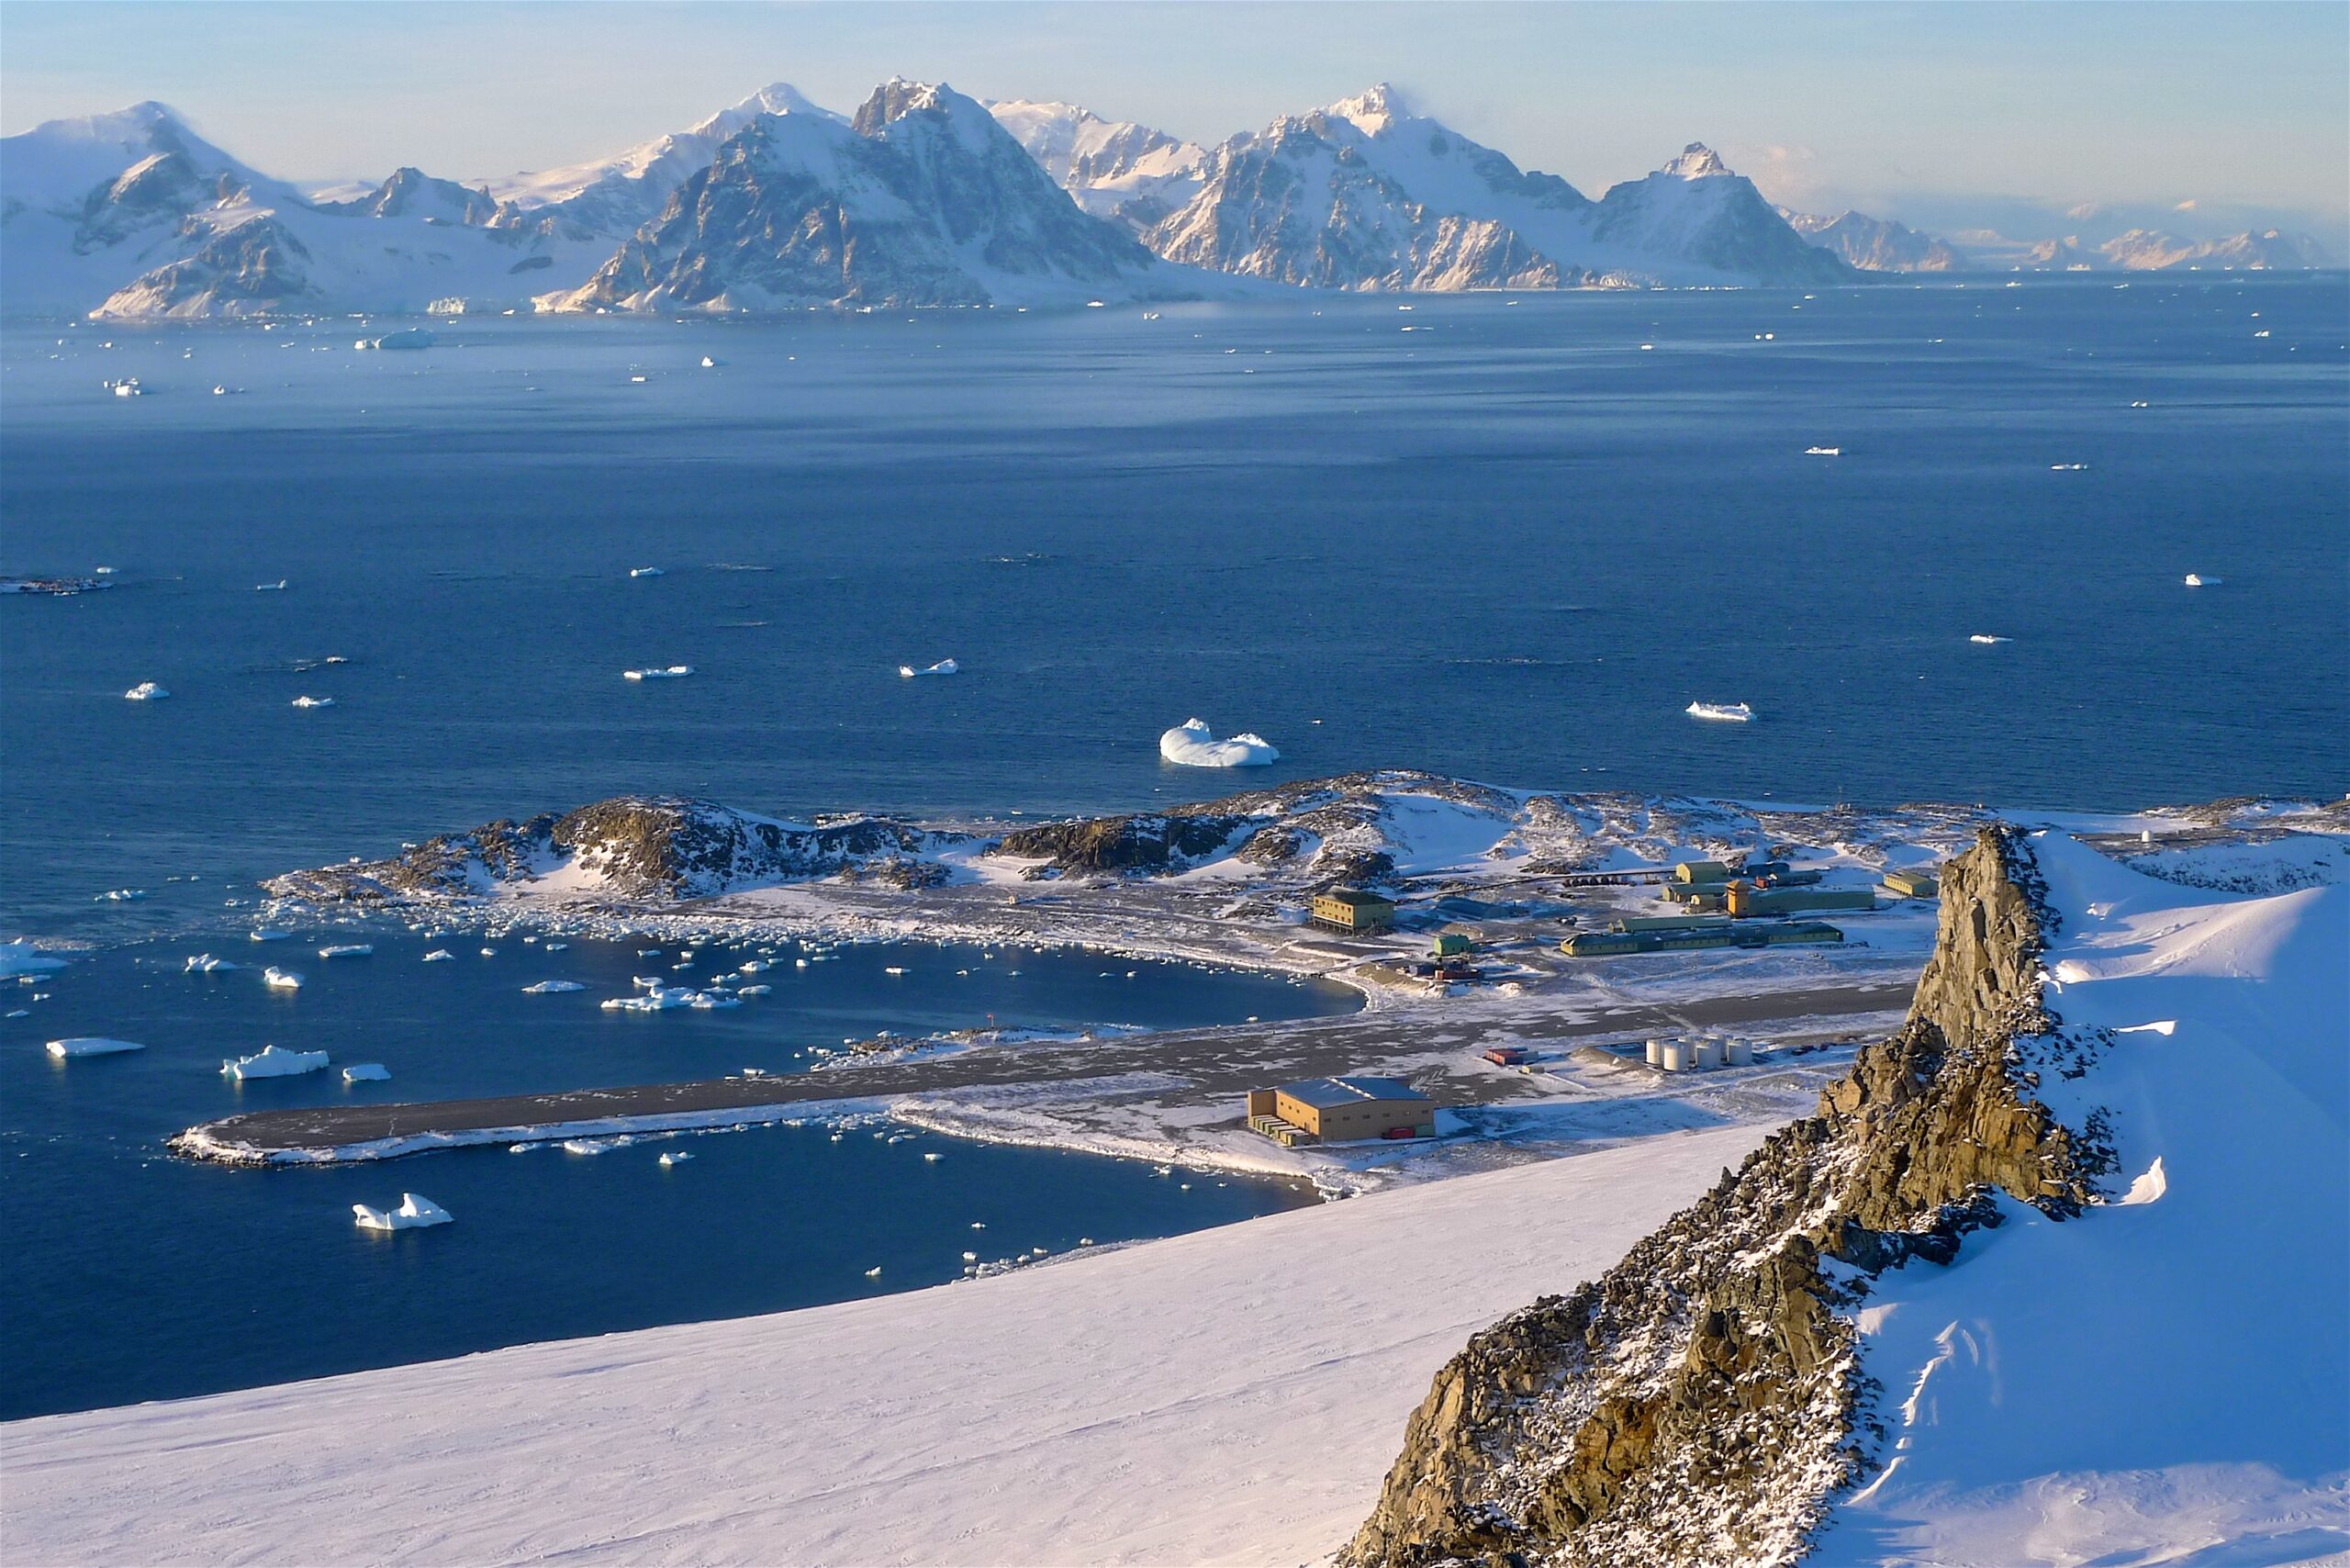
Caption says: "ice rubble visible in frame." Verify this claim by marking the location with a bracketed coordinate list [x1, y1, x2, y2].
[521, 980, 586, 994]
[622, 666, 693, 680]
[898, 658, 959, 678]
[222, 1045, 330, 1079]
[1158, 718, 1279, 767]
[341, 1063, 391, 1082]
[1684, 700, 1754, 722]
[185, 954, 239, 973]
[123, 682, 169, 700]
[352, 1193, 451, 1230]
[46, 1037, 145, 1058]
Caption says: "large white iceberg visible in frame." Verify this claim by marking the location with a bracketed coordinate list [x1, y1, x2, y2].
[352, 1193, 451, 1230]
[263, 967, 304, 990]
[898, 658, 959, 678]
[46, 1036, 145, 1058]
[1158, 718, 1279, 767]
[124, 682, 169, 700]
[1684, 701, 1754, 723]
[222, 1044, 330, 1079]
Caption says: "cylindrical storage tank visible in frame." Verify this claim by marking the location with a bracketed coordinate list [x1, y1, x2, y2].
[1645, 1037, 1666, 1067]
[1660, 1040, 1691, 1072]
[1727, 1037, 1755, 1067]
[1694, 1036, 1725, 1070]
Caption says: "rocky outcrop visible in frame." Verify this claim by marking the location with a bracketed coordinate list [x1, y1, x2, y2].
[991, 812, 1243, 874]
[1342, 825, 2112, 1568]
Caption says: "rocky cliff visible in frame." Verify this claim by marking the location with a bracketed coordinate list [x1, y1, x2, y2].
[1341, 824, 2114, 1567]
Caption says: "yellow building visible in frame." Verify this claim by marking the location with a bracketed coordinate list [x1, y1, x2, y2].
[1309, 888, 1395, 934]
[1248, 1076, 1435, 1142]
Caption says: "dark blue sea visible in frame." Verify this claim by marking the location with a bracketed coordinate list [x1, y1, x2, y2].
[3, 281, 2344, 1416]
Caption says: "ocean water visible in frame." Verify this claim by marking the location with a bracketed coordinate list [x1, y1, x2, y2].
[1, 932, 1348, 1418]
[4, 281, 2345, 1415]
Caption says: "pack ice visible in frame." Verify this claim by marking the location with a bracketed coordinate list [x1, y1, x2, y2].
[1159, 718, 1279, 767]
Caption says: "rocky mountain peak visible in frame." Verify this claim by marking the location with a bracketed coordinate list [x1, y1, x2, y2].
[852, 77, 948, 136]
[1661, 141, 1730, 178]
[1323, 83, 1408, 135]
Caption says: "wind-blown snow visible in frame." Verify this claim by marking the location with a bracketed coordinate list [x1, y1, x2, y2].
[1, 1125, 1765, 1565]
[1159, 717, 1279, 767]
[1814, 834, 2350, 1565]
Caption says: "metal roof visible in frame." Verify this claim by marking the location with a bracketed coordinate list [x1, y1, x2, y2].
[1277, 1075, 1427, 1108]
[1315, 888, 1393, 907]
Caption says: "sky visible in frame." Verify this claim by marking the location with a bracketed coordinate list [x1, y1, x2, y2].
[4, 1, 2345, 243]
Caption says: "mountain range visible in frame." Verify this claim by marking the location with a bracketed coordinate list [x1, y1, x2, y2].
[1, 80, 2332, 319]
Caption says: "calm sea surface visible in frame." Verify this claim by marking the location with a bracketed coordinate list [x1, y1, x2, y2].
[2, 282, 2344, 1414]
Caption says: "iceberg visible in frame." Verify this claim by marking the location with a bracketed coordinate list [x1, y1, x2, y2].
[263, 967, 304, 990]
[0, 942, 68, 980]
[222, 1044, 330, 1079]
[898, 658, 959, 678]
[629, 566, 666, 578]
[352, 1193, 452, 1230]
[46, 1036, 145, 1058]
[95, 888, 148, 902]
[421, 949, 454, 962]
[290, 695, 334, 709]
[658, 1150, 694, 1166]
[1159, 718, 1279, 767]
[1685, 701, 1754, 723]
[317, 944, 373, 959]
[355, 328, 435, 352]
[255, 580, 287, 591]
[1803, 445, 1841, 456]
[185, 953, 239, 973]
[1968, 634, 2011, 645]
[124, 682, 169, 700]
[2185, 574, 2221, 588]
[341, 1063, 391, 1082]
[248, 929, 292, 942]
[521, 980, 587, 994]
[621, 666, 694, 680]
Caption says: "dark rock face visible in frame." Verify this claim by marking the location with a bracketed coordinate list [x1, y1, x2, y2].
[992, 812, 1243, 873]
[1342, 825, 2109, 1568]
[100, 217, 319, 314]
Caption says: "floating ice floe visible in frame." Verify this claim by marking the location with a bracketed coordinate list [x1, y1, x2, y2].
[1159, 718, 1279, 767]
[543, 942, 568, 952]
[421, 949, 454, 963]
[1684, 701, 1754, 723]
[0, 942, 68, 980]
[1968, 634, 2012, 645]
[341, 1063, 391, 1082]
[46, 1036, 145, 1059]
[658, 1151, 693, 1166]
[629, 566, 666, 578]
[898, 658, 960, 678]
[601, 985, 702, 1012]
[622, 666, 694, 681]
[124, 682, 169, 701]
[738, 984, 771, 997]
[699, 355, 721, 368]
[355, 328, 434, 352]
[95, 888, 148, 902]
[352, 1193, 451, 1230]
[521, 980, 586, 994]
[688, 991, 740, 1009]
[318, 944, 373, 960]
[1803, 445, 1841, 456]
[249, 929, 291, 942]
[255, 580, 287, 592]
[2185, 574, 2221, 588]
[290, 695, 334, 709]
[2050, 463, 2089, 472]
[263, 967, 304, 990]
[222, 1044, 330, 1079]
[185, 954, 239, 973]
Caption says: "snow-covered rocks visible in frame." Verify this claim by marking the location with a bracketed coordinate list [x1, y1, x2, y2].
[222, 1045, 329, 1080]
[262, 967, 304, 990]
[341, 1063, 392, 1082]
[123, 681, 169, 700]
[1684, 700, 1754, 722]
[352, 1193, 451, 1231]
[621, 666, 693, 681]
[1159, 718, 1279, 767]
[46, 1037, 145, 1059]
[898, 658, 959, 678]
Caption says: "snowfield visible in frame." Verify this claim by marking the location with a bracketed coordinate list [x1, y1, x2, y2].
[0, 1125, 1766, 1566]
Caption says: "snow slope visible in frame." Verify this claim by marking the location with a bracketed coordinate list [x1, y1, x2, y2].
[0, 1124, 1767, 1566]
[987, 98, 1206, 226]
[1814, 834, 2350, 1565]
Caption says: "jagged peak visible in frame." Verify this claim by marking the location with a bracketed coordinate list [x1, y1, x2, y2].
[852, 77, 953, 136]
[1660, 141, 1730, 179]
[1323, 83, 1408, 135]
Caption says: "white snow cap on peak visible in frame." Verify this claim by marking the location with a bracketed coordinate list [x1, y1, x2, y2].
[1661, 142, 1730, 179]
[1323, 84, 1407, 134]
[695, 82, 842, 140]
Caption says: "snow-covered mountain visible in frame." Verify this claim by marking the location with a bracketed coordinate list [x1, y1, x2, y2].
[1142, 87, 1849, 290]
[2017, 226, 2333, 272]
[1781, 207, 1967, 271]
[550, 80, 1186, 312]
[985, 99, 1206, 228]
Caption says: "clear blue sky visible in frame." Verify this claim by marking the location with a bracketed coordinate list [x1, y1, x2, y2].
[5, 2, 2344, 240]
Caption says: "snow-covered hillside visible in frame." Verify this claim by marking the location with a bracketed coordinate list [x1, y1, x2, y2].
[1146, 87, 1849, 291]
[2017, 226, 2334, 271]
[987, 98, 1205, 227]
[550, 79, 1193, 311]
[0, 1124, 1769, 1566]
[1782, 207, 1966, 272]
